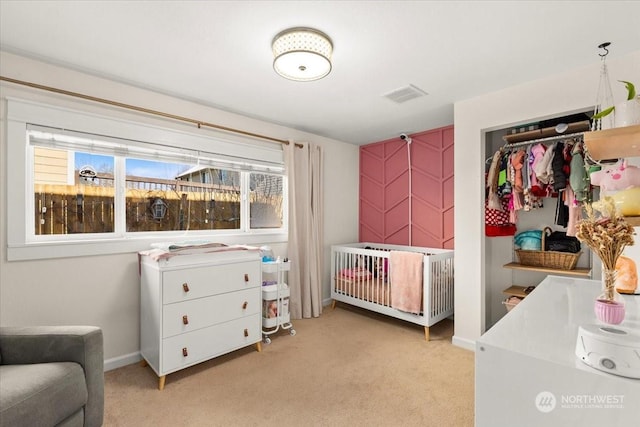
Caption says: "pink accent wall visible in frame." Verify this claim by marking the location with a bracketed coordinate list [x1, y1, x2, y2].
[359, 125, 454, 249]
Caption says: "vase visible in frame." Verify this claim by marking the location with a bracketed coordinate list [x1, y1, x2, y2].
[614, 97, 640, 128]
[594, 268, 625, 325]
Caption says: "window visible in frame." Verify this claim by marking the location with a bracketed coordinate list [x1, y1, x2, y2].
[250, 173, 284, 229]
[124, 159, 242, 232]
[28, 127, 284, 237]
[7, 98, 287, 260]
[34, 148, 115, 235]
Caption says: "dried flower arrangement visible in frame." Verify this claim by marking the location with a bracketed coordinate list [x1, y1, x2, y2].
[575, 197, 635, 301]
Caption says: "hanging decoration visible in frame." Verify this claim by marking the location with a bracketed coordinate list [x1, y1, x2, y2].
[78, 165, 97, 184]
[591, 42, 616, 131]
[151, 198, 168, 220]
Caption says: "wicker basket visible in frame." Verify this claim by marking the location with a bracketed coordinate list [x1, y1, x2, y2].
[515, 227, 581, 270]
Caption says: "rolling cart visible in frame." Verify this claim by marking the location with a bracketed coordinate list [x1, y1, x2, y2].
[262, 259, 295, 344]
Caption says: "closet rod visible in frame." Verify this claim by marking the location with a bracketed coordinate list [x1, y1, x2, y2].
[0, 75, 303, 148]
[502, 131, 584, 149]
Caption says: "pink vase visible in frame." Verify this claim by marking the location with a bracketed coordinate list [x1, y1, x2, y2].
[594, 268, 626, 325]
[594, 298, 625, 325]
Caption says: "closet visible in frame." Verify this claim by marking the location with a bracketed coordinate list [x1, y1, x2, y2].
[483, 111, 595, 328]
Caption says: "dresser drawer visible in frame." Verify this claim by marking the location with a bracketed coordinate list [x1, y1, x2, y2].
[162, 261, 260, 304]
[162, 288, 260, 338]
[161, 314, 261, 374]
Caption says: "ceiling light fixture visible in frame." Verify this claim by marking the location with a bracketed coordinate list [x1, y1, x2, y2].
[272, 27, 333, 82]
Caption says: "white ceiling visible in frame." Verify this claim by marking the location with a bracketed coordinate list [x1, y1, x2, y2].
[1, 1, 639, 145]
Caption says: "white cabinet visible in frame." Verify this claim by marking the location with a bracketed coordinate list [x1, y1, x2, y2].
[139, 250, 262, 390]
[476, 275, 640, 426]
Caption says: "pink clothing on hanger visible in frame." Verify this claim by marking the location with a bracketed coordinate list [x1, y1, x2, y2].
[529, 144, 547, 197]
[512, 150, 526, 193]
[565, 185, 582, 236]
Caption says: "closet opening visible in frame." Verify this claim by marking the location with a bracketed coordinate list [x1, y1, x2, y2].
[482, 108, 595, 330]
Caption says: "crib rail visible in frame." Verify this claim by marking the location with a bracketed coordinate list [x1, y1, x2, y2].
[330, 243, 454, 330]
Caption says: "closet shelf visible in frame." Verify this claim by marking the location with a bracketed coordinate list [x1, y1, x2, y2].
[583, 124, 640, 160]
[502, 120, 590, 145]
[503, 262, 592, 277]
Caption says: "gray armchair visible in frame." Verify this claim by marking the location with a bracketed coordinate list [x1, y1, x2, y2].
[0, 326, 104, 427]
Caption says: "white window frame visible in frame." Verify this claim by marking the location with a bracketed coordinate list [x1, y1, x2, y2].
[6, 98, 287, 261]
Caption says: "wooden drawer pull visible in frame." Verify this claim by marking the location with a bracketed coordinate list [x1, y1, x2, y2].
[182, 347, 188, 357]
[182, 283, 190, 292]
[182, 315, 189, 325]
[244, 328, 249, 337]
[244, 274, 249, 282]
[242, 301, 248, 309]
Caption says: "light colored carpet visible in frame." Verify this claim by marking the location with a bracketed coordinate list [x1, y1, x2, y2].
[104, 304, 474, 426]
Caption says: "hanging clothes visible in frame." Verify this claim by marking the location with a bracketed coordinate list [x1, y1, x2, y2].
[509, 150, 525, 215]
[522, 145, 531, 192]
[523, 189, 543, 211]
[485, 197, 516, 237]
[486, 150, 503, 210]
[524, 144, 544, 211]
[534, 142, 556, 186]
[512, 150, 526, 193]
[551, 142, 569, 191]
[555, 190, 569, 227]
[529, 143, 547, 196]
[485, 149, 515, 236]
[569, 143, 591, 202]
[497, 152, 511, 197]
[565, 184, 583, 236]
[491, 135, 587, 238]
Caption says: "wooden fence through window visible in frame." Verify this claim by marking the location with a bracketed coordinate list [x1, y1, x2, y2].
[34, 174, 282, 234]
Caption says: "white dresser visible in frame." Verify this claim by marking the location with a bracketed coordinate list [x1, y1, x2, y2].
[139, 250, 262, 390]
[476, 275, 640, 427]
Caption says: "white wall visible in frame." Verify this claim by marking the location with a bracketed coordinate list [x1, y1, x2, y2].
[453, 50, 640, 350]
[0, 52, 359, 366]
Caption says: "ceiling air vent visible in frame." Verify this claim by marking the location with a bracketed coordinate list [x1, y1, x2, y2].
[383, 84, 428, 104]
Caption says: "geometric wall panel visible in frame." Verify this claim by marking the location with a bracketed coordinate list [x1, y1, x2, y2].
[361, 175, 385, 207]
[360, 200, 384, 232]
[443, 175, 455, 209]
[412, 199, 442, 237]
[412, 169, 441, 208]
[359, 125, 454, 248]
[412, 226, 440, 249]
[385, 172, 408, 210]
[412, 142, 441, 178]
[385, 199, 409, 236]
[386, 226, 409, 246]
[361, 225, 383, 243]
[361, 151, 384, 184]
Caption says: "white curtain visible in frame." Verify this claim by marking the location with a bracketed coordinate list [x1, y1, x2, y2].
[284, 141, 324, 319]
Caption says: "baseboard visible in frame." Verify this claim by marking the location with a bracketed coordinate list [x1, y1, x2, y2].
[452, 335, 476, 352]
[104, 351, 142, 372]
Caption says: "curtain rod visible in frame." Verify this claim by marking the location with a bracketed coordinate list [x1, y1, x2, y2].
[0, 75, 303, 148]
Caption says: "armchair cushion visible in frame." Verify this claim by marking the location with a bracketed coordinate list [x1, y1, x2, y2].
[0, 326, 103, 427]
[0, 362, 88, 426]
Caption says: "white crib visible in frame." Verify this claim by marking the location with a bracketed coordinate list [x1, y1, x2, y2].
[330, 243, 454, 341]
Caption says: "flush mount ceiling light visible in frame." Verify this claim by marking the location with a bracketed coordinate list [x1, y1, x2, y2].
[272, 27, 333, 82]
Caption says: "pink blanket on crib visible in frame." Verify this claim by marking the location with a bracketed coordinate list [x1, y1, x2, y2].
[390, 250, 424, 314]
